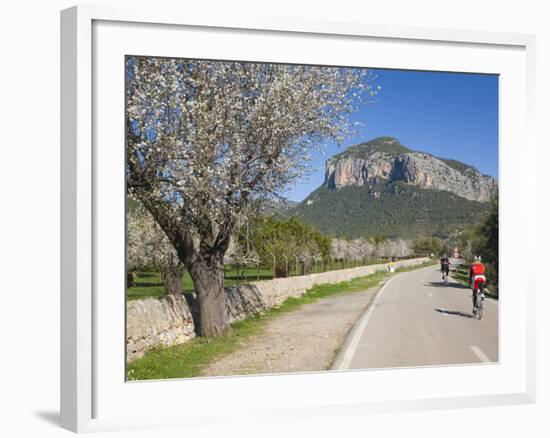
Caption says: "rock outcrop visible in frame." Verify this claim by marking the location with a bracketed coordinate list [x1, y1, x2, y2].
[324, 137, 497, 202]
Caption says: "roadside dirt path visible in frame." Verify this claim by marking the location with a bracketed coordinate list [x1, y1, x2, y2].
[201, 285, 382, 377]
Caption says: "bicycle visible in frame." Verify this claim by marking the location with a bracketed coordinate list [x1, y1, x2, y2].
[441, 266, 449, 287]
[473, 284, 485, 320]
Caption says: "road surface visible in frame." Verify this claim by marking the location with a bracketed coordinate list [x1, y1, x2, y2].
[333, 264, 498, 370]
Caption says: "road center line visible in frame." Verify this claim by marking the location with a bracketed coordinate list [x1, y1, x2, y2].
[470, 345, 491, 363]
[334, 275, 398, 370]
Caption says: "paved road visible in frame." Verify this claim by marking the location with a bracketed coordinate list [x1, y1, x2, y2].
[334, 264, 498, 370]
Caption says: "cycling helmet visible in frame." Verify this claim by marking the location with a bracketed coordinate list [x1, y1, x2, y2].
[474, 256, 481, 261]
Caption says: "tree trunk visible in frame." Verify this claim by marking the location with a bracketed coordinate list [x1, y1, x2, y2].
[275, 265, 287, 278]
[182, 292, 201, 336]
[300, 260, 311, 276]
[162, 263, 184, 295]
[127, 272, 135, 288]
[161, 253, 185, 295]
[188, 257, 228, 337]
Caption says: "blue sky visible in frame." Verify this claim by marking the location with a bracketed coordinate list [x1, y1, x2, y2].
[283, 68, 499, 202]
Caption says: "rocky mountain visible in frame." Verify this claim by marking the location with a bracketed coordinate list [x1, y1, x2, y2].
[324, 137, 497, 202]
[288, 137, 498, 239]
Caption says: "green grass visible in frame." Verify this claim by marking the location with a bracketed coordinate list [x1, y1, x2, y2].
[126, 316, 263, 381]
[127, 258, 394, 301]
[126, 261, 435, 381]
[127, 267, 275, 301]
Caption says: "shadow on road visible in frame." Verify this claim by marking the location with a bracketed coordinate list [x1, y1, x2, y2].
[425, 281, 469, 290]
[434, 308, 474, 318]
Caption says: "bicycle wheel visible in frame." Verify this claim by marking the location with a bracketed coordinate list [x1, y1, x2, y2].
[475, 293, 483, 319]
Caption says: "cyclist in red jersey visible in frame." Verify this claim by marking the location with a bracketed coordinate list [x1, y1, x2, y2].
[469, 256, 486, 314]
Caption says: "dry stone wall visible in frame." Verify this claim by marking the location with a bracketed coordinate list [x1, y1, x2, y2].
[126, 293, 195, 361]
[127, 257, 430, 361]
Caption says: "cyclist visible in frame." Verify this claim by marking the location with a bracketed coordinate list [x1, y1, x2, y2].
[440, 254, 450, 280]
[469, 256, 486, 314]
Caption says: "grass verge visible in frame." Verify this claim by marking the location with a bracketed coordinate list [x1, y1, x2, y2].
[127, 258, 406, 301]
[127, 261, 436, 381]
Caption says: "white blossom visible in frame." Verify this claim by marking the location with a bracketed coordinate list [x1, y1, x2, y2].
[126, 57, 377, 253]
[331, 237, 412, 260]
[126, 198, 181, 273]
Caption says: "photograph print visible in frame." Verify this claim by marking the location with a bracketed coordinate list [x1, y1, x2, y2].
[125, 55, 498, 381]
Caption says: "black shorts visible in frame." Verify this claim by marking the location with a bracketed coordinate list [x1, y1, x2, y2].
[441, 265, 449, 275]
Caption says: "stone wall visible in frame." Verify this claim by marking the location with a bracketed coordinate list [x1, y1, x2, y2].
[127, 293, 195, 362]
[127, 257, 430, 361]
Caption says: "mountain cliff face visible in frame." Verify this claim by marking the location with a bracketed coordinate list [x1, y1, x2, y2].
[324, 137, 497, 202]
[288, 137, 498, 239]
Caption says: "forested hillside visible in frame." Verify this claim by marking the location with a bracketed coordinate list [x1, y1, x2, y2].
[289, 182, 489, 239]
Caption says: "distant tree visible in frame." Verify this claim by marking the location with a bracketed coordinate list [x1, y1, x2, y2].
[474, 194, 499, 295]
[384, 239, 413, 258]
[332, 238, 356, 261]
[244, 217, 331, 277]
[451, 225, 478, 260]
[126, 56, 376, 336]
[413, 236, 444, 256]
[127, 198, 185, 295]
[224, 229, 260, 280]
[476, 194, 498, 264]
[367, 234, 388, 246]
[331, 237, 411, 261]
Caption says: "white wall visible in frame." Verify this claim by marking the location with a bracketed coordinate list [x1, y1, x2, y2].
[0, 1, 548, 437]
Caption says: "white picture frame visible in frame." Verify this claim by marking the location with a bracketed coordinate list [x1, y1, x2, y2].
[60, 4, 536, 433]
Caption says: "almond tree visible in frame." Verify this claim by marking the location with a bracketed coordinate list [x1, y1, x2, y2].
[127, 199, 185, 295]
[126, 56, 376, 336]
[332, 237, 411, 261]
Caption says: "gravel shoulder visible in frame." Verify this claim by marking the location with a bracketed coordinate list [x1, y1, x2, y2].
[200, 284, 382, 377]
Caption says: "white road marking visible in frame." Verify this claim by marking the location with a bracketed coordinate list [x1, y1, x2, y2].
[335, 276, 397, 370]
[470, 345, 491, 363]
